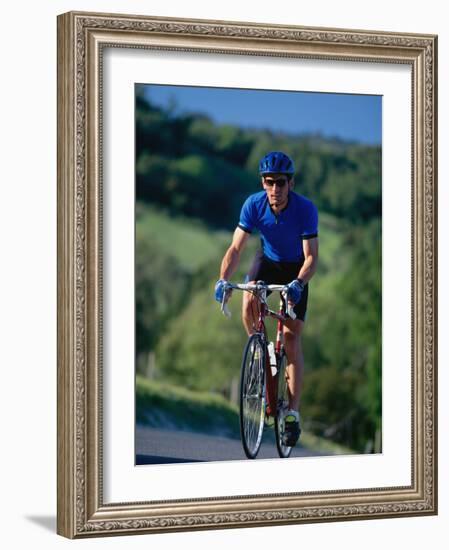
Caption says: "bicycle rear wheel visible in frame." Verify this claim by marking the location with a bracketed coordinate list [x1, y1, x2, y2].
[275, 352, 293, 458]
[239, 333, 266, 459]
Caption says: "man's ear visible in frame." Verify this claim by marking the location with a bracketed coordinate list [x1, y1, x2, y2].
[289, 177, 295, 189]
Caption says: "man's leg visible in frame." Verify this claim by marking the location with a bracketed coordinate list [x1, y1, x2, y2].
[280, 318, 304, 446]
[241, 280, 260, 336]
[282, 317, 305, 439]
[282, 318, 304, 410]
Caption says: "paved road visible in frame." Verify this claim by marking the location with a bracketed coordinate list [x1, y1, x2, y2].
[136, 425, 330, 465]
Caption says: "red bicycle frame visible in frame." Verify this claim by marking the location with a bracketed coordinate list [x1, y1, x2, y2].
[257, 298, 287, 418]
[221, 282, 293, 419]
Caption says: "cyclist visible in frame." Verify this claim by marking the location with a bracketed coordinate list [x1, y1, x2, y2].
[215, 151, 319, 447]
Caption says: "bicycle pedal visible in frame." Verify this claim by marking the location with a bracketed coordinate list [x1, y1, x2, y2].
[264, 404, 275, 427]
[264, 414, 275, 427]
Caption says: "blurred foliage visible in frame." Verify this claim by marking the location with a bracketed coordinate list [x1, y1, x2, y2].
[134, 86, 382, 453]
[135, 234, 188, 354]
[301, 218, 381, 451]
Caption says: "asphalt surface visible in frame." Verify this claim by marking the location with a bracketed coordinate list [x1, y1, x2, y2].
[135, 425, 330, 465]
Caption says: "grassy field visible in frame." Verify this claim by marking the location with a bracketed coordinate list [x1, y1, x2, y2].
[136, 375, 241, 439]
[136, 202, 230, 272]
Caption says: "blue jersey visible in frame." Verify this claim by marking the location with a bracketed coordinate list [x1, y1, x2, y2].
[238, 190, 318, 262]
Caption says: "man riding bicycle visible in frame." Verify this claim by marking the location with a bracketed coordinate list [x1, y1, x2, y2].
[215, 151, 319, 447]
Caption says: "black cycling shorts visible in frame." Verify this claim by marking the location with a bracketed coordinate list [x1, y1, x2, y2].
[245, 250, 308, 322]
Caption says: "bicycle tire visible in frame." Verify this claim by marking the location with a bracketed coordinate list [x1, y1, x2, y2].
[239, 333, 266, 459]
[275, 351, 293, 458]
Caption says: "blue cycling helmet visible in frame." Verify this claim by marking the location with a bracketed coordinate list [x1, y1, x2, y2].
[259, 151, 295, 176]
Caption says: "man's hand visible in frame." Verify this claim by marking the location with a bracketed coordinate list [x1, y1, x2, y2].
[284, 279, 305, 305]
[214, 279, 228, 303]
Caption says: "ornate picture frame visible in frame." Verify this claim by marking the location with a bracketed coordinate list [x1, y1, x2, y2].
[57, 11, 437, 538]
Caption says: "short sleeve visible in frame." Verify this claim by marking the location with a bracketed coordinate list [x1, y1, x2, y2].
[302, 202, 318, 240]
[238, 196, 255, 234]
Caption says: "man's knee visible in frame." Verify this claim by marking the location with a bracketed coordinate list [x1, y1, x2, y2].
[241, 281, 257, 316]
[283, 320, 304, 349]
[241, 283, 260, 334]
[284, 318, 304, 336]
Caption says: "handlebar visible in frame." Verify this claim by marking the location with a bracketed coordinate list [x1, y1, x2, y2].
[220, 282, 296, 320]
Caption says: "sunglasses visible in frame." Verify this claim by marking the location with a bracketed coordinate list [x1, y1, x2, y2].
[263, 177, 290, 188]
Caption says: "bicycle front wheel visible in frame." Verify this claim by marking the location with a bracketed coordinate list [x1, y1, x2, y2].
[275, 352, 293, 458]
[239, 333, 266, 459]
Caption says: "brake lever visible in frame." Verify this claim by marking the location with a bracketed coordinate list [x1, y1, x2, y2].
[281, 290, 297, 320]
[221, 287, 232, 318]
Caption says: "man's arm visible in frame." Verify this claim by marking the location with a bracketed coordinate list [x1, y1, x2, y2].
[219, 227, 250, 280]
[297, 237, 319, 283]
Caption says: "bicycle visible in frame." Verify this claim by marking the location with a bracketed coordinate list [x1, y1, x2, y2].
[221, 281, 297, 459]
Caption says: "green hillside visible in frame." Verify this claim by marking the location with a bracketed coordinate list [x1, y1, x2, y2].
[136, 202, 230, 272]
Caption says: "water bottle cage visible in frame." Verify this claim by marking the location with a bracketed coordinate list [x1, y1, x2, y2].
[267, 342, 277, 369]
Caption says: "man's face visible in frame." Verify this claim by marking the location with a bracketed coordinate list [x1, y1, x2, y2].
[261, 174, 293, 209]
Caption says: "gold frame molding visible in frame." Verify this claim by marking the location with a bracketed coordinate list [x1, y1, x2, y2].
[57, 11, 438, 538]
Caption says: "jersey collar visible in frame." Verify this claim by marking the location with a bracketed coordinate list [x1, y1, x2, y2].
[267, 190, 291, 215]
